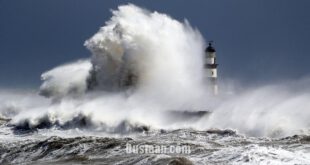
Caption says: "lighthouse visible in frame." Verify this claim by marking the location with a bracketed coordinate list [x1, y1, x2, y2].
[205, 41, 218, 95]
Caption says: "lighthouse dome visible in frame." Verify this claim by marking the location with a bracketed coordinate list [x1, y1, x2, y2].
[205, 42, 216, 52]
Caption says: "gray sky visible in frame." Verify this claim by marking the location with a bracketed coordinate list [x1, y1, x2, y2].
[1, 0, 310, 88]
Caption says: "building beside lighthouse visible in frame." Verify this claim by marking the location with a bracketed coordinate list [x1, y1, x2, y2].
[204, 41, 218, 95]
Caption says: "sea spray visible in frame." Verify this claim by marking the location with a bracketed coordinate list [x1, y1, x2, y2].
[7, 4, 210, 133]
[84, 4, 206, 99]
[39, 59, 92, 99]
[198, 78, 310, 137]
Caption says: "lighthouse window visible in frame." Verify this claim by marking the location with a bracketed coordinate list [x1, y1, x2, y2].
[211, 71, 214, 76]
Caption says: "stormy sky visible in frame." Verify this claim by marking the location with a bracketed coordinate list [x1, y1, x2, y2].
[1, 0, 310, 88]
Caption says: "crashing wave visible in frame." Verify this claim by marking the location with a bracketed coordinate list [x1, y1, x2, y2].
[11, 113, 150, 134]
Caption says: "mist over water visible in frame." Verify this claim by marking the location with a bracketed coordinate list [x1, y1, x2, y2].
[202, 78, 310, 137]
[1, 4, 309, 138]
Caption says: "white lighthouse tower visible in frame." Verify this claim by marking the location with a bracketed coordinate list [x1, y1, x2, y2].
[205, 41, 218, 95]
